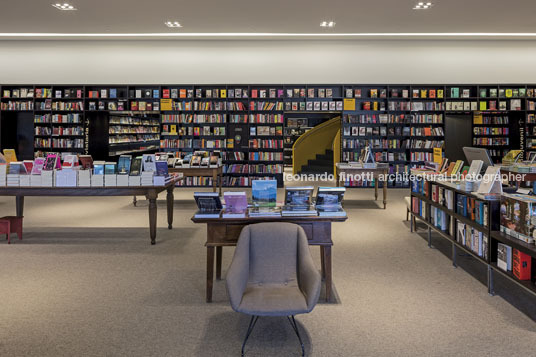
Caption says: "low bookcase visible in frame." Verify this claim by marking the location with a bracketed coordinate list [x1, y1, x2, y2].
[410, 177, 502, 295]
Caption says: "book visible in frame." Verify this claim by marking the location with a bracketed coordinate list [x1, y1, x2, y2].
[155, 161, 169, 176]
[251, 179, 277, 207]
[79, 155, 93, 169]
[31, 157, 46, 175]
[497, 243, 512, 271]
[3, 149, 17, 163]
[248, 206, 281, 217]
[142, 154, 157, 172]
[62, 154, 78, 169]
[513, 249, 531, 280]
[43, 154, 59, 171]
[116, 155, 131, 175]
[284, 186, 314, 208]
[194, 192, 223, 218]
[315, 187, 346, 217]
[222, 191, 248, 218]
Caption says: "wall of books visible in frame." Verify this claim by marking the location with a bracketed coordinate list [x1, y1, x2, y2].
[1, 83, 534, 188]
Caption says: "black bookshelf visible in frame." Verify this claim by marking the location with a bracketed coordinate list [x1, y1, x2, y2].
[1, 83, 535, 188]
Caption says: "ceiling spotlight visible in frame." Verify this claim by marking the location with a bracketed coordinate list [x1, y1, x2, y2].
[320, 21, 336, 28]
[413, 2, 433, 9]
[165, 21, 183, 28]
[52, 3, 77, 11]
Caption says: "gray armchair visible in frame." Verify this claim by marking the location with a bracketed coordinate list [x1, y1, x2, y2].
[226, 222, 321, 356]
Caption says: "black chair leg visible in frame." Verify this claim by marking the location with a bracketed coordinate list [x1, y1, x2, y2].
[287, 315, 305, 356]
[241, 315, 259, 356]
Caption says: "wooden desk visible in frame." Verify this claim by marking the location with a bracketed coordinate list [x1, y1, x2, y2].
[335, 164, 389, 209]
[191, 215, 347, 303]
[169, 166, 223, 195]
[0, 176, 182, 245]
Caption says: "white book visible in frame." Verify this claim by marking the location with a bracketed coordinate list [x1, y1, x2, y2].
[55, 170, 77, 187]
[104, 174, 117, 187]
[117, 174, 129, 187]
[19, 175, 31, 187]
[128, 175, 141, 186]
[91, 174, 104, 187]
[30, 174, 42, 187]
[78, 170, 91, 187]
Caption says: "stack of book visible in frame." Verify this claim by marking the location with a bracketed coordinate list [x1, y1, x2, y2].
[91, 161, 105, 187]
[0, 164, 7, 186]
[222, 191, 247, 218]
[104, 162, 117, 187]
[194, 192, 223, 218]
[6, 162, 23, 187]
[281, 187, 317, 217]
[248, 179, 281, 217]
[315, 187, 346, 217]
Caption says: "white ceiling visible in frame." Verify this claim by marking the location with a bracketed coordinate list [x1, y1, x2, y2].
[1, 0, 536, 38]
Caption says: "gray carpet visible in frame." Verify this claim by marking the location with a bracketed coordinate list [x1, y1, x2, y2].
[1, 187, 535, 357]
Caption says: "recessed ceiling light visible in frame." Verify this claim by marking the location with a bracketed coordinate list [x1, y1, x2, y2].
[413, 2, 433, 10]
[320, 21, 336, 28]
[52, 3, 77, 11]
[165, 21, 183, 28]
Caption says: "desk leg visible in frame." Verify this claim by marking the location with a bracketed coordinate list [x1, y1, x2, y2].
[207, 246, 215, 303]
[147, 192, 157, 245]
[166, 187, 174, 229]
[216, 246, 223, 280]
[212, 171, 217, 193]
[383, 180, 387, 209]
[374, 182, 378, 201]
[16, 196, 24, 217]
[320, 246, 326, 280]
[219, 173, 223, 196]
[323, 246, 332, 302]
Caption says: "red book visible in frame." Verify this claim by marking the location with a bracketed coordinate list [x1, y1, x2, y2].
[163, 89, 170, 98]
[513, 249, 531, 280]
[251, 89, 258, 98]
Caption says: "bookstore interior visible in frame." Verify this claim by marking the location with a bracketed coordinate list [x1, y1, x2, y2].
[3, 1, 536, 356]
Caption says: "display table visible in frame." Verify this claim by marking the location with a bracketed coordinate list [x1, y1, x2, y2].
[169, 166, 223, 194]
[191, 214, 347, 303]
[0, 176, 182, 245]
[335, 163, 389, 209]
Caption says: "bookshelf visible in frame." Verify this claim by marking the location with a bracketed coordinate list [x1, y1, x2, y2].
[410, 177, 500, 293]
[411, 176, 536, 298]
[1, 83, 536, 187]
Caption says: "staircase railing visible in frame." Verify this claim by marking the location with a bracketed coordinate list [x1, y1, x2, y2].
[292, 117, 341, 175]
[332, 128, 341, 176]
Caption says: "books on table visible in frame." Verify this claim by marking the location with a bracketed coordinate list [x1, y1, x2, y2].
[282, 186, 317, 216]
[248, 206, 282, 217]
[194, 192, 223, 218]
[222, 191, 248, 218]
[315, 187, 347, 217]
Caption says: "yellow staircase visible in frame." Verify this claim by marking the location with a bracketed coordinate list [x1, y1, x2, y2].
[292, 117, 341, 175]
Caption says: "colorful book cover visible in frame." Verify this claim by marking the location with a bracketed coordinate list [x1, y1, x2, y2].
[252, 179, 277, 207]
[3, 149, 17, 163]
[223, 192, 248, 213]
[155, 161, 168, 176]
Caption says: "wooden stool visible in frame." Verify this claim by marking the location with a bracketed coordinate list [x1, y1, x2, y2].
[0, 216, 23, 244]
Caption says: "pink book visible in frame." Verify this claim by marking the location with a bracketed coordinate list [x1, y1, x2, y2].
[31, 157, 46, 175]
[223, 192, 248, 216]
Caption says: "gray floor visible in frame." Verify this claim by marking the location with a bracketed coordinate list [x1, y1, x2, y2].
[1, 187, 536, 357]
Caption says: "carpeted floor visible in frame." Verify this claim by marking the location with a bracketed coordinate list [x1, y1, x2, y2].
[1, 186, 536, 356]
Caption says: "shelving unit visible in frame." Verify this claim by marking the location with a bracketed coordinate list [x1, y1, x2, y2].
[1, 83, 536, 187]
[410, 177, 500, 294]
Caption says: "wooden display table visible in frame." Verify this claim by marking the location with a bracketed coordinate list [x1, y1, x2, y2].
[0, 176, 182, 245]
[335, 163, 389, 209]
[169, 166, 223, 195]
[191, 214, 347, 303]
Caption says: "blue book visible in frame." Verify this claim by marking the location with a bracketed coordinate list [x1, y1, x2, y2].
[252, 180, 277, 207]
[153, 89, 160, 98]
[110, 88, 117, 99]
[155, 161, 168, 176]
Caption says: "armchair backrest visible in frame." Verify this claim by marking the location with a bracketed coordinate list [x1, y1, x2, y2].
[246, 223, 301, 285]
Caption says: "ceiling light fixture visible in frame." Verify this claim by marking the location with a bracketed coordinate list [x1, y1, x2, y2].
[52, 3, 77, 11]
[413, 2, 433, 10]
[165, 21, 182, 28]
[320, 21, 336, 28]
